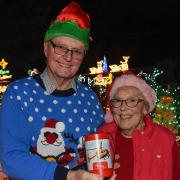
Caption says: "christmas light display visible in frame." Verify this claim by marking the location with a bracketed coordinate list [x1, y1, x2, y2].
[0, 58, 8, 69]
[89, 60, 103, 74]
[0, 58, 12, 96]
[94, 73, 112, 86]
[89, 56, 129, 75]
[28, 68, 39, 76]
[109, 56, 129, 72]
[79, 56, 130, 86]
[78, 55, 130, 110]
[155, 96, 177, 134]
[102, 56, 109, 73]
[138, 68, 180, 140]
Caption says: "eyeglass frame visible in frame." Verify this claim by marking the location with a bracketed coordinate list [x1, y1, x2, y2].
[110, 98, 144, 108]
[49, 40, 85, 60]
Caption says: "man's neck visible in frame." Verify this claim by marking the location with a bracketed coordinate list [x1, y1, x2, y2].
[47, 68, 72, 91]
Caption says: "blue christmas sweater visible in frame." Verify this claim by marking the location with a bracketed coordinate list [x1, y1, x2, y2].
[0, 75, 104, 180]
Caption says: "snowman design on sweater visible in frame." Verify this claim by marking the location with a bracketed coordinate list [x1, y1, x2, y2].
[32, 119, 76, 167]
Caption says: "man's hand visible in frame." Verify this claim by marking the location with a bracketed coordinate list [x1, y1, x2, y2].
[67, 170, 104, 180]
[0, 171, 9, 180]
[67, 170, 117, 180]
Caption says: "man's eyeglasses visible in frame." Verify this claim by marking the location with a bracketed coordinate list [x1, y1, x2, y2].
[110, 98, 144, 108]
[49, 40, 85, 60]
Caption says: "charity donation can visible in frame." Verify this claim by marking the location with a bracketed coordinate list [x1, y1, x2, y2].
[84, 133, 113, 177]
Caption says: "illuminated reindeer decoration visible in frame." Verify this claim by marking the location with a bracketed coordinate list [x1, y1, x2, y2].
[89, 56, 130, 75]
[109, 56, 129, 72]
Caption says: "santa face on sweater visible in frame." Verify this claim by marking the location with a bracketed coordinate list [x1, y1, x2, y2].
[37, 127, 65, 157]
[34, 119, 76, 167]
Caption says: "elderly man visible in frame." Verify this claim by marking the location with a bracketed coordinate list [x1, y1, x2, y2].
[0, 2, 107, 180]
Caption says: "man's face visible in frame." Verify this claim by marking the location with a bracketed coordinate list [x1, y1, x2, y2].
[44, 36, 85, 80]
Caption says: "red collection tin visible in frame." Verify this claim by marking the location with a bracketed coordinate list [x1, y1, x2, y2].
[84, 133, 113, 177]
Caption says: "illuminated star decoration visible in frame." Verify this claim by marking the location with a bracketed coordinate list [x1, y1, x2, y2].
[0, 58, 8, 69]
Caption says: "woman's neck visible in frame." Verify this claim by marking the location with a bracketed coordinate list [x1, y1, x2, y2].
[121, 121, 145, 138]
[121, 132, 132, 138]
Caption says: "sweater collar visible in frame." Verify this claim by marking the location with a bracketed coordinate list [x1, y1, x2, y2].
[33, 74, 76, 97]
[40, 68, 77, 95]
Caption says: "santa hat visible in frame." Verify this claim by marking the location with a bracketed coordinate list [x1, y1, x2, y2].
[105, 70, 157, 122]
[44, 119, 65, 133]
[44, 1, 90, 49]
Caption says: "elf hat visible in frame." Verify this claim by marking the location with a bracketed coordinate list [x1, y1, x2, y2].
[44, 1, 90, 49]
[104, 71, 157, 122]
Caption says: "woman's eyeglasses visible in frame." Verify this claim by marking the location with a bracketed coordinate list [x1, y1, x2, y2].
[110, 98, 144, 108]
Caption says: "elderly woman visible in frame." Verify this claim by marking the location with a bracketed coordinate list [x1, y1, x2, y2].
[98, 71, 180, 180]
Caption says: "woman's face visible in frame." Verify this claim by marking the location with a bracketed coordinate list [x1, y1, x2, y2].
[111, 86, 148, 136]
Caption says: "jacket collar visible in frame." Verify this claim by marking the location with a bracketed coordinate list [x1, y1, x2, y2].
[132, 114, 154, 139]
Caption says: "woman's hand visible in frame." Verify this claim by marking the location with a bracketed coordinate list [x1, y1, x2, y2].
[108, 171, 117, 180]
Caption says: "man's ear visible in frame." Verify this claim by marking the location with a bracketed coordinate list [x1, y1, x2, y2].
[44, 42, 48, 58]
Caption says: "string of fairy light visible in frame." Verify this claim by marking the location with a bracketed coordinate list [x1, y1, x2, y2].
[138, 68, 180, 134]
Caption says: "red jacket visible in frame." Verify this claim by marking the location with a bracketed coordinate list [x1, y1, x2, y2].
[98, 115, 179, 180]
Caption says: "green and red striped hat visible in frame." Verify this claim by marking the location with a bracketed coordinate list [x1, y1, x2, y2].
[44, 1, 90, 49]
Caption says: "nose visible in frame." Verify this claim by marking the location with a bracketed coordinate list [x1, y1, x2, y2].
[119, 100, 127, 110]
[63, 50, 73, 61]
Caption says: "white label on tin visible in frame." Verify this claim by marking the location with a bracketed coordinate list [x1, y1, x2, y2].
[85, 139, 112, 171]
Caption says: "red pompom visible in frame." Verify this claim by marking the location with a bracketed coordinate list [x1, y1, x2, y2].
[57, 2, 90, 29]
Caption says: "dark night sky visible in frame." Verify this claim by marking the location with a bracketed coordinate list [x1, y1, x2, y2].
[0, 0, 180, 83]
